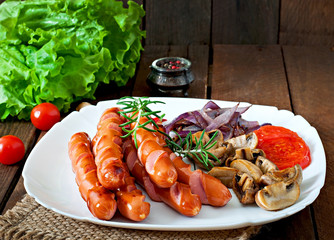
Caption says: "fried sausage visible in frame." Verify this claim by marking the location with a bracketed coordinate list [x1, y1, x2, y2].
[68, 132, 117, 220]
[116, 172, 151, 221]
[130, 116, 177, 188]
[170, 154, 232, 207]
[123, 139, 201, 216]
[92, 107, 128, 190]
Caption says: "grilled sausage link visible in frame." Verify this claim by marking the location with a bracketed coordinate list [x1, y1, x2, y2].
[68, 132, 117, 220]
[116, 170, 151, 221]
[130, 116, 177, 188]
[92, 108, 151, 221]
[170, 154, 232, 207]
[123, 139, 201, 216]
[92, 107, 128, 190]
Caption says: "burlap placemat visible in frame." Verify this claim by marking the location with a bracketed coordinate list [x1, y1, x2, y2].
[0, 194, 261, 240]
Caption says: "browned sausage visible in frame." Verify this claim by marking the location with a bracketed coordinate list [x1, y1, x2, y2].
[93, 108, 151, 221]
[123, 139, 202, 216]
[116, 171, 151, 221]
[92, 107, 128, 190]
[68, 132, 117, 220]
[170, 154, 232, 207]
[130, 116, 177, 188]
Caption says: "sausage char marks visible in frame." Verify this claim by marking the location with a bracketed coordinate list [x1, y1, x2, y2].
[129, 115, 178, 188]
[123, 139, 202, 217]
[68, 132, 117, 220]
[92, 107, 150, 221]
[92, 107, 128, 190]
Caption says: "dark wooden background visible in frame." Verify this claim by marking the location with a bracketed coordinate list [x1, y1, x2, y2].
[141, 0, 334, 46]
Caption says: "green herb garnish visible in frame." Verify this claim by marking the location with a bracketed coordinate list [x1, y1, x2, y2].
[117, 97, 222, 169]
[117, 96, 165, 148]
[165, 130, 222, 170]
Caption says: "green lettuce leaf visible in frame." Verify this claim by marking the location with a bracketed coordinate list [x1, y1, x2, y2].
[0, 0, 145, 120]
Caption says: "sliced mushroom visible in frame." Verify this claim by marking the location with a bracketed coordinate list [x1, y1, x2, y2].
[191, 130, 232, 169]
[225, 132, 258, 149]
[230, 159, 263, 183]
[192, 130, 210, 145]
[207, 130, 224, 148]
[251, 148, 266, 159]
[255, 180, 300, 211]
[233, 148, 266, 163]
[260, 164, 303, 186]
[232, 172, 259, 204]
[234, 148, 254, 161]
[207, 145, 227, 159]
[255, 156, 279, 174]
[207, 167, 238, 188]
[225, 157, 234, 167]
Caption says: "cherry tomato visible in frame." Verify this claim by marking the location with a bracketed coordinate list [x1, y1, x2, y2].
[254, 125, 311, 170]
[0, 135, 25, 165]
[31, 103, 60, 131]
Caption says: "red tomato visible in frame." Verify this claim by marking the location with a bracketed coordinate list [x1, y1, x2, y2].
[254, 125, 311, 170]
[152, 117, 166, 125]
[31, 103, 60, 131]
[0, 135, 25, 165]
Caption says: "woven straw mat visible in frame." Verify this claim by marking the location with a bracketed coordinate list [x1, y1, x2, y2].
[0, 194, 261, 240]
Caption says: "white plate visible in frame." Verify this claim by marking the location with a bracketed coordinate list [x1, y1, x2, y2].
[23, 97, 326, 231]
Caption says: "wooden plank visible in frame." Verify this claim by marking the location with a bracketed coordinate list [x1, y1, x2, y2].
[0, 121, 37, 213]
[145, 0, 211, 45]
[187, 45, 209, 98]
[283, 45, 334, 240]
[211, 44, 316, 239]
[211, 45, 290, 109]
[212, 0, 279, 45]
[280, 0, 334, 46]
[2, 176, 25, 213]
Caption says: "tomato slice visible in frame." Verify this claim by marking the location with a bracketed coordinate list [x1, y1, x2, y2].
[254, 126, 311, 170]
[254, 125, 297, 141]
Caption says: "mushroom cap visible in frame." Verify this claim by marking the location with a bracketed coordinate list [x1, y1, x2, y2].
[232, 172, 259, 204]
[226, 132, 258, 149]
[230, 159, 263, 184]
[255, 180, 300, 211]
[255, 156, 279, 174]
[208, 166, 238, 188]
[260, 164, 303, 186]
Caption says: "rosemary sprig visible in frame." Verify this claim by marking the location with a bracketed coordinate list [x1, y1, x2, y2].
[117, 97, 221, 170]
[117, 96, 166, 148]
[165, 130, 222, 170]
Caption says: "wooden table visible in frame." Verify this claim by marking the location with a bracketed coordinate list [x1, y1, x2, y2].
[1, 44, 333, 239]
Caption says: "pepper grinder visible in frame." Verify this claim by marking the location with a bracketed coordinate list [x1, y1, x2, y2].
[147, 57, 194, 96]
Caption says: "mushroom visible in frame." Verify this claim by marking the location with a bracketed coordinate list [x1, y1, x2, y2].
[232, 172, 259, 204]
[255, 156, 279, 174]
[191, 130, 233, 169]
[207, 130, 224, 147]
[234, 148, 266, 163]
[230, 159, 263, 184]
[234, 148, 253, 161]
[192, 130, 210, 145]
[255, 180, 300, 211]
[207, 167, 238, 188]
[260, 164, 303, 186]
[225, 132, 258, 149]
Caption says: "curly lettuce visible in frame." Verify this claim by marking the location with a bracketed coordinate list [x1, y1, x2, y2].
[0, 0, 145, 120]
